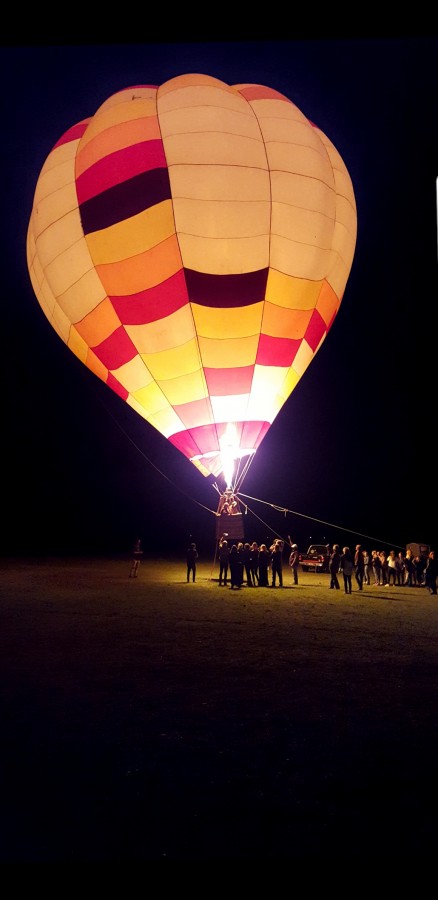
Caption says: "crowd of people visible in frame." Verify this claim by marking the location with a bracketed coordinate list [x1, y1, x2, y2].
[132, 535, 437, 595]
[331, 544, 438, 594]
[213, 536, 437, 594]
[217, 534, 300, 589]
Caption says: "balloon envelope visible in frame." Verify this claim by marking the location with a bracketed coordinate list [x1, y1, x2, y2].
[27, 73, 357, 484]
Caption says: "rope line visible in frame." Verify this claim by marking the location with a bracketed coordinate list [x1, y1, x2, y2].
[237, 492, 405, 551]
[92, 379, 405, 551]
[93, 386, 217, 516]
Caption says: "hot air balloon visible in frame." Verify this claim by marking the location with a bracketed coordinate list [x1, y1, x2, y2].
[26, 73, 357, 496]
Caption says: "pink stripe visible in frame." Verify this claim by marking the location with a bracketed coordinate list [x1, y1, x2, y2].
[111, 269, 188, 324]
[256, 334, 301, 367]
[304, 309, 326, 352]
[53, 120, 90, 150]
[76, 140, 167, 204]
[169, 420, 270, 462]
[106, 371, 129, 401]
[204, 366, 254, 396]
[92, 326, 138, 369]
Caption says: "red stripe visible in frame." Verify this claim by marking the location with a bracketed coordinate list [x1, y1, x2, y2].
[76, 140, 167, 204]
[53, 120, 90, 149]
[169, 420, 270, 462]
[111, 269, 188, 324]
[241, 420, 270, 450]
[169, 425, 219, 460]
[92, 326, 137, 369]
[106, 371, 129, 401]
[304, 309, 326, 352]
[204, 366, 254, 396]
[256, 334, 301, 367]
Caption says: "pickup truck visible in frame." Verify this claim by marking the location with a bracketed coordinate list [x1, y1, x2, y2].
[299, 544, 331, 573]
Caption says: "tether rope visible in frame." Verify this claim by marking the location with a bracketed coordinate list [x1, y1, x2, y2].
[91, 378, 405, 552]
[237, 492, 405, 551]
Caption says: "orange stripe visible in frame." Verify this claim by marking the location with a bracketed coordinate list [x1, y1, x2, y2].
[95, 235, 182, 296]
[76, 116, 161, 177]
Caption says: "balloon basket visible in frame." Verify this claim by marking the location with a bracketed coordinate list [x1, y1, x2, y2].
[215, 512, 245, 542]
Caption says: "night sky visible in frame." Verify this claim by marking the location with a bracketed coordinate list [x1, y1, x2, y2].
[2, 37, 437, 558]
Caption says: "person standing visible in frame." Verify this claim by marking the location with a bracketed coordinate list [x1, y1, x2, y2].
[329, 544, 341, 590]
[395, 551, 405, 586]
[339, 547, 354, 594]
[243, 542, 253, 586]
[218, 535, 230, 586]
[354, 544, 365, 591]
[424, 550, 438, 594]
[250, 542, 259, 586]
[387, 550, 398, 586]
[229, 544, 243, 589]
[379, 550, 389, 586]
[363, 549, 371, 585]
[186, 542, 198, 583]
[371, 550, 382, 585]
[413, 555, 426, 586]
[270, 539, 284, 587]
[287, 537, 300, 585]
[129, 538, 143, 578]
[257, 544, 271, 587]
[404, 549, 416, 586]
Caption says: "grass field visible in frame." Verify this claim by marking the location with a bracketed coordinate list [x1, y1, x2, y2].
[1, 555, 437, 861]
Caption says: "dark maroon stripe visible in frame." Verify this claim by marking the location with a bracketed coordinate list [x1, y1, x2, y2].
[79, 168, 171, 235]
[184, 267, 269, 308]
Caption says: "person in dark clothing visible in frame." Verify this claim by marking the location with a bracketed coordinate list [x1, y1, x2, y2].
[287, 536, 300, 585]
[257, 544, 271, 586]
[339, 547, 354, 594]
[250, 542, 259, 586]
[424, 550, 438, 594]
[218, 535, 230, 586]
[186, 542, 198, 582]
[270, 540, 284, 587]
[229, 544, 243, 589]
[354, 544, 365, 591]
[404, 549, 416, 586]
[129, 538, 143, 578]
[414, 555, 426, 586]
[329, 544, 341, 589]
[371, 550, 382, 585]
[243, 543, 253, 586]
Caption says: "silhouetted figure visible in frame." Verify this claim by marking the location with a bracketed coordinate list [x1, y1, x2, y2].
[257, 544, 271, 587]
[218, 535, 230, 586]
[371, 550, 382, 585]
[129, 538, 143, 578]
[329, 544, 341, 590]
[229, 544, 243, 589]
[363, 550, 371, 585]
[339, 547, 354, 594]
[186, 542, 198, 583]
[288, 536, 299, 585]
[396, 551, 405, 586]
[354, 544, 364, 591]
[243, 543, 253, 586]
[270, 540, 284, 587]
[250, 542, 259, 586]
[424, 550, 438, 594]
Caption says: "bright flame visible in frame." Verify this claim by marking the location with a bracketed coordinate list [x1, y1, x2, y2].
[219, 424, 239, 488]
